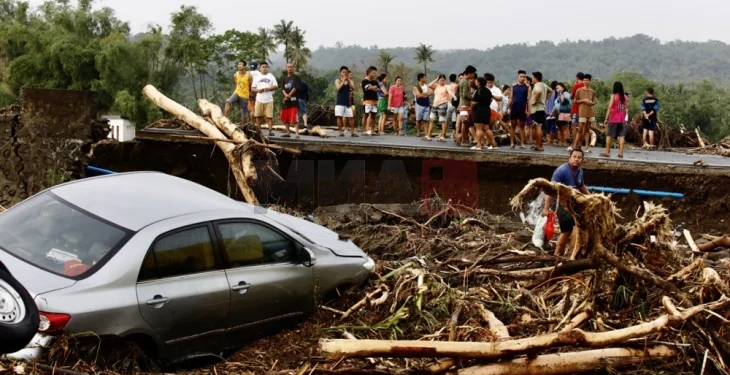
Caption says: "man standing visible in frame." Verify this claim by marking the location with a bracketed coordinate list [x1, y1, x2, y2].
[248, 60, 262, 123]
[446, 74, 459, 134]
[335, 66, 357, 136]
[641, 87, 660, 148]
[251, 62, 278, 136]
[507, 70, 529, 148]
[573, 74, 597, 152]
[413, 73, 432, 138]
[361, 66, 380, 136]
[485, 73, 503, 134]
[279, 63, 301, 138]
[528, 71, 551, 152]
[298, 78, 309, 129]
[223, 60, 251, 125]
[568, 72, 585, 151]
[457, 66, 477, 146]
[542, 149, 589, 257]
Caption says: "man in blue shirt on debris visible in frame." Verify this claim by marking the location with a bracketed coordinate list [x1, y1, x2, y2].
[542, 149, 589, 257]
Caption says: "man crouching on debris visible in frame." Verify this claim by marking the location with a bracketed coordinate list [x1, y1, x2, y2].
[543, 149, 589, 257]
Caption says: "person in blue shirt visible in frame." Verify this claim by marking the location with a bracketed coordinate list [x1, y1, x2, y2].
[542, 149, 589, 257]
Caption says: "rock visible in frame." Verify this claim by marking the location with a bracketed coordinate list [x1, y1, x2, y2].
[515, 229, 533, 243]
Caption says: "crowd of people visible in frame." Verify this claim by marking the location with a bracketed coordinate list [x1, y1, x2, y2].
[224, 61, 662, 157]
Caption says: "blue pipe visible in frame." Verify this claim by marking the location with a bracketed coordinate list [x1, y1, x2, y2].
[587, 186, 684, 199]
[85, 166, 116, 175]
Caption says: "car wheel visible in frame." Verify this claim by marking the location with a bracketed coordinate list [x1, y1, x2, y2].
[0, 268, 40, 354]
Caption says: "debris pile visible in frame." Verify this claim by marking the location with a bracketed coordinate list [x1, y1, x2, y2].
[2, 184, 729, 375]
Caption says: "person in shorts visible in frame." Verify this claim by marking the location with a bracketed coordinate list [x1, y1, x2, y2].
[602, 81, 629, 158]
[446, 74, 459, 132]
[223, 60, 251, 125]
[485, 73, 503, 135]
[641, 87, 660, 149]
[413, 72, 432, 138]
[425, 74, 453, 141]
[555, 83, 572, 148]
[506, 70, 529, 148]
[568, 72, 585, 151]
[298, 78, 309, 129]
[388, 76, 405, 135]
[251, 62, 278, 135]
[458, 66, 477, 146]
[361, 66, 380, 136]
[545, 81, 559, 145]
[248, 60, 262, 123]
[542, 149, 589, 257]
[528, 71, 551, 151]
[573, 74, 596, 152]
[279, 63, 301, 137]
[334, 66, 357, 136]
[376, 73, 390, 134]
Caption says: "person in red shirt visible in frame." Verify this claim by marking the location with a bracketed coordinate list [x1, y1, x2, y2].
[568, 72, 585, 151]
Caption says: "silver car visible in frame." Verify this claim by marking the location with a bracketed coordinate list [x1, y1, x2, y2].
[0, 172, 373, 361]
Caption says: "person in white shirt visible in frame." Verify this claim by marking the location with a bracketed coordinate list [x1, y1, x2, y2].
[247, 60, 262, 123]
[251, 62, 278, 134]
[485, 73, 503, 147]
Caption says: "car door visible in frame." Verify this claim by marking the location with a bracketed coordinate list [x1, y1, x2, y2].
[136, 224, 230, 359]
[214, 220, 314, 346]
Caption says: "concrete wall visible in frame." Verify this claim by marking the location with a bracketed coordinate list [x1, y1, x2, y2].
[0, 88, 98, 208]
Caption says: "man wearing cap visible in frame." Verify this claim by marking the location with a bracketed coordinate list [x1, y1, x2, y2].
[568, 72, 585, 151]
[458, 65, 477, 146]
[248, 60, 262, 123]
[224, 60, 251, 126]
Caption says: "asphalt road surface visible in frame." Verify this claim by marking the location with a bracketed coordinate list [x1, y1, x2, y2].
[270, 130, 730, 169]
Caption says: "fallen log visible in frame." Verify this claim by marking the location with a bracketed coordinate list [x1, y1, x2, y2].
[199, 99, 256, 180]
[457, 345, 678, 375]
[697, 235, 730, 253]
[142, 85, 258, 204]
[318, 296, 729, 359]
[477, 305, 510, 339]
[271, 125, 328, 137]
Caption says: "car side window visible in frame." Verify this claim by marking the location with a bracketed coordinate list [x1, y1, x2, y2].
[138, 226, 217, 281]
[218, 222, 297, 268]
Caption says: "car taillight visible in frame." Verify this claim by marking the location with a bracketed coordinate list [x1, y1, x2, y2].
[38, 312, 70, 333]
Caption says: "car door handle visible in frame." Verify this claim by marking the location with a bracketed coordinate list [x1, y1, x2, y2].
[231, 283, 251, 292]
[146, 295, 169, 306]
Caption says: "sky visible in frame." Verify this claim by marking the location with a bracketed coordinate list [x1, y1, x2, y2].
[27, 0, 730, 50]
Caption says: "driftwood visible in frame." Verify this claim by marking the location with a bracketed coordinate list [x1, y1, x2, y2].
[457, 345, 678, 375]
[271, 125, 329, 138]
[319, 296, 729, 359]
[143, 85, 258, 203]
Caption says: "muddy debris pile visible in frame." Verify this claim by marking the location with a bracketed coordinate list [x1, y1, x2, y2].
[3, 183, 730, 375]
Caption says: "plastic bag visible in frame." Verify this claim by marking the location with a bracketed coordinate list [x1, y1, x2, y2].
[544, 212, 557, 240]
[532, 215, 547, 248]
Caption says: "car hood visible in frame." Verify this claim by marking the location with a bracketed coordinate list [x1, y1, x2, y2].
[0, 251, 76, 298]
[263, 209, 365, 258]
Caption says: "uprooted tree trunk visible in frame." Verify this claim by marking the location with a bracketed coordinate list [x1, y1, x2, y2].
[457, 345, 678, 375]
[510, 178, 685, 298]
[319, 296, 729, 360]
[143, 85, 258, 204]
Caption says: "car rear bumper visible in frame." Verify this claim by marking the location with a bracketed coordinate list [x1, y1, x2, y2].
[3, 334, 53, 361]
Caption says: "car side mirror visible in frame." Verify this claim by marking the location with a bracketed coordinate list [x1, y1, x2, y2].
[301, 247, 317, 267]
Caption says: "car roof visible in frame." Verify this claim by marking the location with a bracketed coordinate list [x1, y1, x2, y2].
[51, 172, 247, 231]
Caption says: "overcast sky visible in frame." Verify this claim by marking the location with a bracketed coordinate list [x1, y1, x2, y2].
[28, 0, 730, 50]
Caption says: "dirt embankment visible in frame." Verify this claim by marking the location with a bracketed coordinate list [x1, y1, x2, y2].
[0, 89, 109, 208]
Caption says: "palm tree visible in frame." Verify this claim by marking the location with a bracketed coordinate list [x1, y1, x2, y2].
[414, 43, 435, 74]
[273, 19, 294, 63]
[256, 27, 278, 63]
[288, 27, 312, 71]
[378, 51, 395, 75]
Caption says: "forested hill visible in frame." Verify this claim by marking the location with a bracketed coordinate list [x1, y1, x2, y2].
[297, 35, 730, 82]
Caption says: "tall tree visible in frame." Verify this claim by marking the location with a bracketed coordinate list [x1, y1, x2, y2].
[377, 50, 395, 75]
[273, 19, 294, 63]
[414, 43, 435, 74]
[255, 27, 277, 63]
[287, 27, 311, 71]
[165, 5, 213, 100]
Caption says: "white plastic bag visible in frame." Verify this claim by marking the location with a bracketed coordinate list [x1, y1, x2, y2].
[532, 216, 547, 248]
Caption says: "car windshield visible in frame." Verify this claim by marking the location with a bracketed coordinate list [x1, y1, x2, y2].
[0, 192, 130, 279]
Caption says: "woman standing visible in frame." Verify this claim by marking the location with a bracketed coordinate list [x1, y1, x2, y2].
[602, 81, 629, 158]
[470, 77, 496, 150]
[555, 83, 572, 147]
[425, 74, 455, 141]
[377, 74, 390, 134]
[388, 76, 405, 135]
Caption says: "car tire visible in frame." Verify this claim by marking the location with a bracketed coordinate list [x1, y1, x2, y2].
[0, 268, 40, 354]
